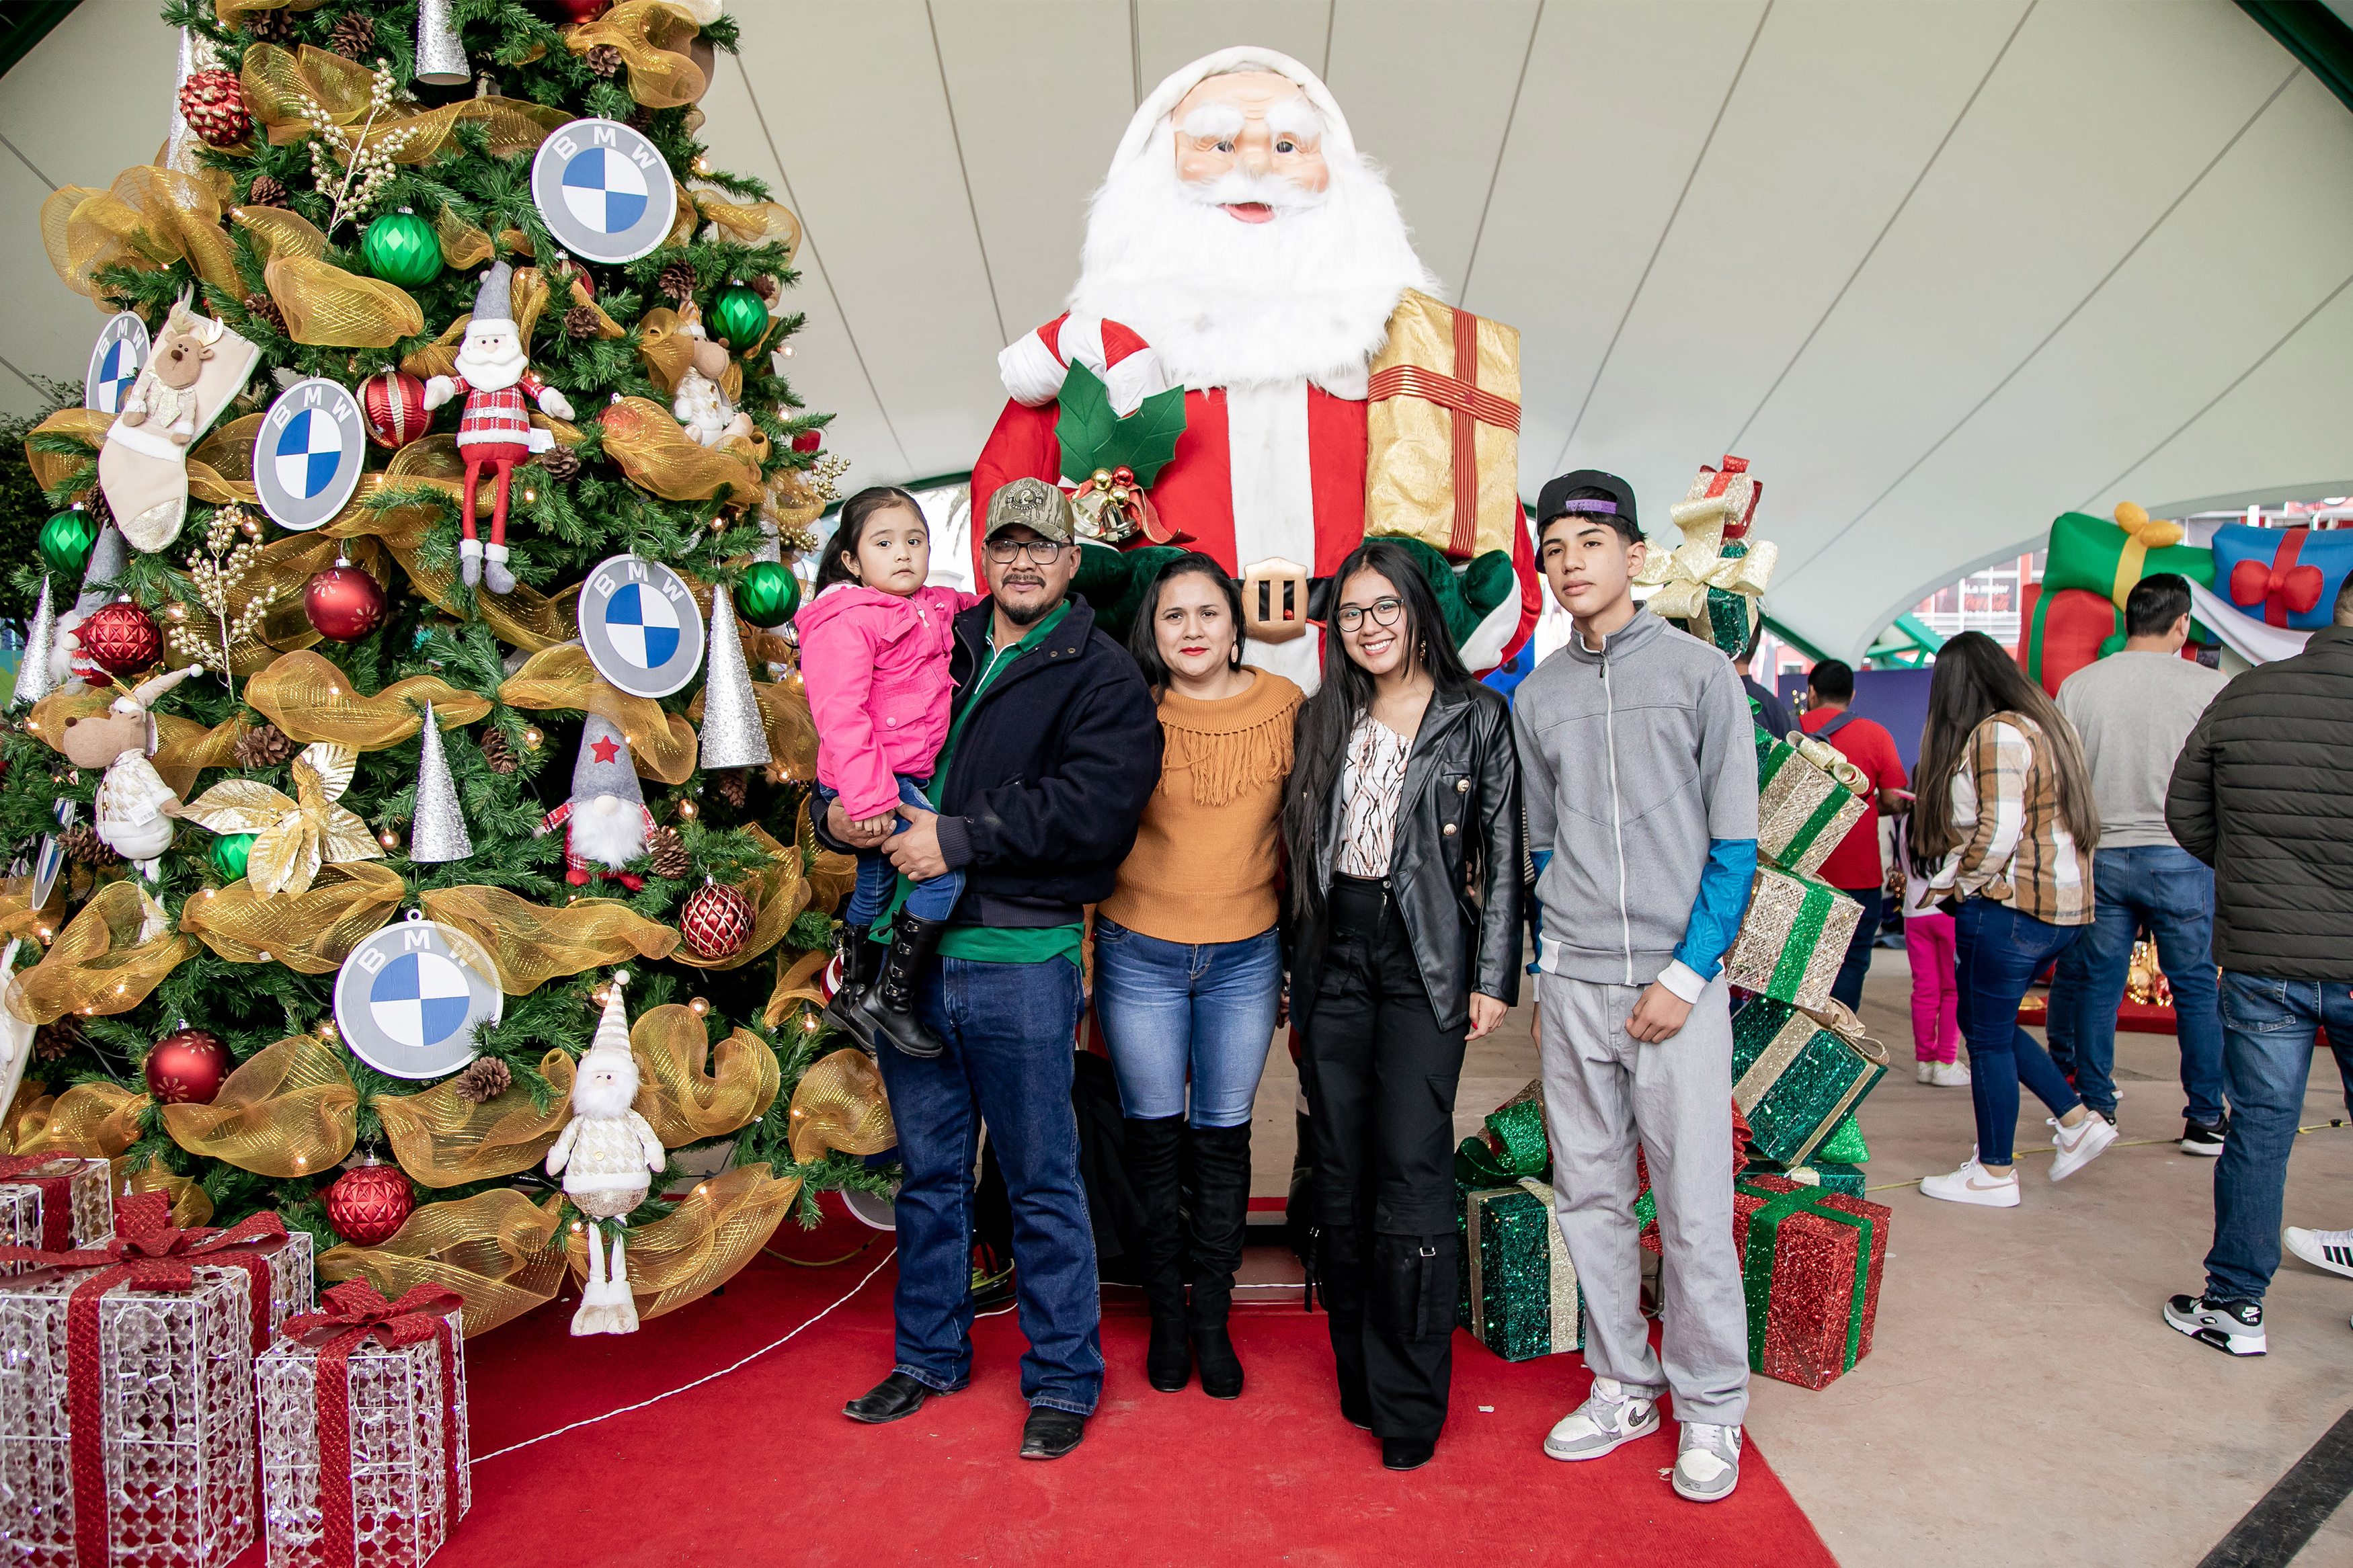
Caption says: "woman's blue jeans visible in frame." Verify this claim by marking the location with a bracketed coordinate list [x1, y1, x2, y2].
[1954, 895, 2085, 1165]
[1092, 915, 1281, 1128]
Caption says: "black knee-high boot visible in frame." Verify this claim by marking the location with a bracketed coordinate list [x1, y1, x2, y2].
[1124, 1114, 1190, 1392]
[1185, 1122, 1252, 1399]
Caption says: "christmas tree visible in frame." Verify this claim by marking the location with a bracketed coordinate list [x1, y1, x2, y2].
[1, 0, 890, 1339]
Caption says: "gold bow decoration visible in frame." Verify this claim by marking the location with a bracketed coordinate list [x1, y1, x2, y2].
[598, 396, 767, 501]
[495, 643, 698, 783]
[787, 1047, 896, 1164]
[180, 861, 405, 972]
[176, 741, 381, 897]
[4, 882, 190, 1028]
[1633, 521, 1778, 624]
[158, 1032, 357, 1178]
[417, 886, 680, 994]
[629, 1004, 781, 1147]
[565, 1, 709, 108]
[2108, 501, 2186, 610]
[374, 1049, 579, 1188]
[243, 650, 491, 749]
[319, 1187, 570, 1338]
[1790, 735, 1869, 795]
[561, 1164, 801, 1321]
[239, 45, 567, 162]
[11, 1080, 149, 1157]
[41, 166, 242, 304]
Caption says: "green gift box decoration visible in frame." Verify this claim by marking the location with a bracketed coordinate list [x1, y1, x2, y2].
[1755, 728, 1870, 880]
[1813, 1111, 1869, 1165]
[1459, 1178, 1581, 1361]
[1731, 996, 1889, 1166]
[1723, 866, 1860, 1012]
[1451, 1078, 1548, 1185]
[1743, 1159, 1867, 1198]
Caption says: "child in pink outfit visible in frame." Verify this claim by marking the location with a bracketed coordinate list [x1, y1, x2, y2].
[1890, 815, 1966, 1085]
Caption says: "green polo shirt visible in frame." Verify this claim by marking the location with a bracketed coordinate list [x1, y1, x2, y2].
[882, 599, 1082, 968]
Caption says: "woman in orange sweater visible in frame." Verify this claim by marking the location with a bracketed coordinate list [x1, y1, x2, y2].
[1097, 552, 1302, 1404]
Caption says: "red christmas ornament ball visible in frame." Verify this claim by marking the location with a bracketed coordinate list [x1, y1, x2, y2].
[360, 369, 432, 448]
[325, 1159, 414, 1246]
[178, 67, 251, 147]
[305, 564, 388, 642]
[790, 429, 823, 454]
[544, 0, 611, 20]
[77, 598, 162, 675]
[145, 1028, 231, 1106]
[680, 882, 754, 960]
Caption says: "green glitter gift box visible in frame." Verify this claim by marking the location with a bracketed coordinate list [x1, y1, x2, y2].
[1733, 1174, 1889, 1389]
[1755, 727, 1870, 880]
[1723, 865, 1862, 1012]
[1452, 1079, 1549, 1186]
[1458, 1178, 1581, 1362]
[1742, 1159, 1867, 1198]
[1731, 997, 1890, 1166]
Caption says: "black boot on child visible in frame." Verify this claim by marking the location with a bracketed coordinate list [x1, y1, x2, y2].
[858, 911, 948, 1059]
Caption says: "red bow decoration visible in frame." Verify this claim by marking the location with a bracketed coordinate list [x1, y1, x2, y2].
[0, 1154, 95, 1253]
[2227, 528, 2325, 628]
[0, 1192, 289, 1568]
[278, 1280, 467, 1568]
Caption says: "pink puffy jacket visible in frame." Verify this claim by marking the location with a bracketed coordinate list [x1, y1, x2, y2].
[799, 583, 982, 821]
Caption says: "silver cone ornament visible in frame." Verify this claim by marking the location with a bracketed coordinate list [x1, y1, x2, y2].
[14, 577, 57, 707]
[697, 587, 771, 770]
[415, 0, 471, 86]
[408, 702, 473, 862]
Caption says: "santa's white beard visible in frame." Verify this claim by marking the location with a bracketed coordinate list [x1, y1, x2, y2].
[569, 796, 647, 868]
[454, 331, 526, 392]
[571, 1059, 640, 1118]
[1069, 143, 1436, 390]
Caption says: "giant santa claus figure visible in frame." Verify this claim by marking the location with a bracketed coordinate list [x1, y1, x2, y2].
[970, 47, 1540, 690]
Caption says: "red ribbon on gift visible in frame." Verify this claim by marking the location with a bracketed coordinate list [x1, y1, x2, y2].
[280, 1280, 466, 1568]
[1703, 455, 1762, 541]
[0, 1154, 90, 1252]
[0, 1192, 289, 1568]
[2227, 526, 2325, 628]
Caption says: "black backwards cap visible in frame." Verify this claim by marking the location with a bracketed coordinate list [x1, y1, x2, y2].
[1536, 470, 1639, 533]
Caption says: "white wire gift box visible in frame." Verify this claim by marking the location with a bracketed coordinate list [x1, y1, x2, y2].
[0, 1155, 113, 1268]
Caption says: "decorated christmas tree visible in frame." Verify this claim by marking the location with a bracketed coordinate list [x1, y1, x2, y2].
[1, 0, 892, 1341]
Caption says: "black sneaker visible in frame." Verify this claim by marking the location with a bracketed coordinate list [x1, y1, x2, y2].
[2182, 1118, 2227, 1157]
[2164, 1293, 2265, 1356]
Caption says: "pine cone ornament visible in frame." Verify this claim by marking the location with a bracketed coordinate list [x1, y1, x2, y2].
[586, 43, 623, 78]
[233, 723, 301, 770]
[61, 824, 120, 867]
[479, 727, 518, 775]
[33, 1016, 84, 1064]
[540, 445, 582, 481]
[563, 302, 600, 339]
[714, 769, 748, 809]
[242, 6, 296, 43]
[452, 1057, 513, 1104]
[178, 67, 251, 147]
[327, 12, 376, 59]
[246, 173, 288, 208]
[646, 824, 689, 879]
[657, 259, 698, 302]
[244, 292, 286, 335]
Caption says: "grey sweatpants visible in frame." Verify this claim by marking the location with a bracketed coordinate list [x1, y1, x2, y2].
[1538, 971, 1749, 1426]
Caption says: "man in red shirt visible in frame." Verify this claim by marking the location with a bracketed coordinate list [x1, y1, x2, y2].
[1799, 660, 1908, 1012]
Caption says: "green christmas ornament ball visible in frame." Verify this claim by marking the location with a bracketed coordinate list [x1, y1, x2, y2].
[735, 561, 799, 628]
[38, 509, 97, 579]
[711, 283, 768, 352]
[362, 209, 442, 288]
[210, 832, 257, 882]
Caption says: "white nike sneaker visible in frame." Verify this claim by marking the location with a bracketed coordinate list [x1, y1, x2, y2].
[1672, 1422, 1743, 1503]
[1929, 1060, 1972, 1087]
[1542, 1376, 1661, 1461]
[2049, 1113, 2119, 1181]
[1917, 1061, 1935, 1084]
[2285, 1226, 2353, 1280]
[1919, 1156, 2020, 1208]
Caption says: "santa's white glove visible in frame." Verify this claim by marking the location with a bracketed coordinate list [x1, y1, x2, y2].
[422, 374, 456, 411]
[536, 386, 575, 421]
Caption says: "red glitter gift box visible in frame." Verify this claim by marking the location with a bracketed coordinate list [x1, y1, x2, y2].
[1731, 1174, 1888, 1389]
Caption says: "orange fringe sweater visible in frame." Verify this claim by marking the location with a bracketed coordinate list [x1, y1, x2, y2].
[1100, 671, 1302, 945]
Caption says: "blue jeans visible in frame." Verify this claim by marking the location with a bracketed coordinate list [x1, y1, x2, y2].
[817, 776, 963, 930]
[875, 954, 1101, 1413]
[2065, 846, 2227, 1124]
[1092, 915, 1280, 1128]
[1954, 896, 2085, 1165]
[2202, 973, 2353, 1303]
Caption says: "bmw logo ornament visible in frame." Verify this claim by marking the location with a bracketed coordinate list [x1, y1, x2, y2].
[333, 913, 505, 1080]
[85, 313, 149, 415]
[531, 117, 677, 265]
[253, 378, 367, 531]
[581, 553, 705, 698]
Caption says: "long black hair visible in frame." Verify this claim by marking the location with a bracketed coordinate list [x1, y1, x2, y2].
[1126, 551, 1246, 697]
[1909, 630, 2099, 870]
[1280, 538, 1472, 921]
[813, 485, 925, 591]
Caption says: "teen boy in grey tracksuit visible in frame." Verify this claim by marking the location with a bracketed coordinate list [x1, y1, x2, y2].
[1511, 471, 1759, 1505]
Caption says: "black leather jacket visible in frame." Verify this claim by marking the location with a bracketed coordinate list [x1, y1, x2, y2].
[1290, 682, 1525, 1034]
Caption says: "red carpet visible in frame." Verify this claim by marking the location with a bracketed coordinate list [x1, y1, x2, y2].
[392, 1199, 1834, 1567]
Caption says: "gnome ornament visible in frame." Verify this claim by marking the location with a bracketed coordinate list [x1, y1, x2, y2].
[97, 292, 262, 553]
[536, 712, 656, 887]
[547, 970, 665, 1336]
[57, 665, 204, 878]
[421, 262, 576, 594]
[670, 302, 753, 450]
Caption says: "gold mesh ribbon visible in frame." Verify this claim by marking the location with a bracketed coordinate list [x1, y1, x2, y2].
[1634, 518, 1778, 622]
[799, 795, 857, 916]
[598, 396, 766, 501]
[562, 1164, 799, 1320]
[635, 306, 694, 393]
[21, 405, 263, 509]
[319, 1188, 568, 1338]
[264, 256, 424, 347]
[787, 1048, 896, 1163]
[117, 1159, 216, 1228]
[41, 167, 242, 302]
[5, 883, 192, 1028]
[15, 1082, 149, 1157]
[181, 862, 404, 972]
[151, 714, 255, 798]
[417, 886, 679, 994]
[432, 206, 495, 271]
[376, 1049, 578, 1188]
[2, 1077, 44, 1150]
[567, 2, 707, 108]
[240, 45, 567, 160]
[754, 673, 820, 784]
[244, 651, 490, 749]
[495, 644, 698, 782]
[629, 1005, 779, 1147]
[696, 196, 801, 267]
[670, 825, 804, 972]
[158, 1032, 356, 1178]
[763, 948, 829, 1028]
[563, 275, 626, 341]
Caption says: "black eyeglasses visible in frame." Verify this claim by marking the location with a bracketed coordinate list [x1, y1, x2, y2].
[985, 537, 1067, 565]
[1334, 597, 1404, 632]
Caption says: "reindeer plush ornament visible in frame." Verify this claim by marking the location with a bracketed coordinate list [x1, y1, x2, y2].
[547, 970, 666, 1336]
[57, 665, 205, 878]
[96, 292, 261, 552]
[670, 302, 754, 449]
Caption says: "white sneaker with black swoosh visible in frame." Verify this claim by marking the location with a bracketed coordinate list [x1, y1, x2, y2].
[2284, 1226, 2353, 1280]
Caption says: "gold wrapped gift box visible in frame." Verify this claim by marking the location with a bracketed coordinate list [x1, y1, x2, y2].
[1365, 290, 1521, 561]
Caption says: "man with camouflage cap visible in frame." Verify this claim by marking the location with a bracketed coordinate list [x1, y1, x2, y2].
[826, 477, 1163, 1460]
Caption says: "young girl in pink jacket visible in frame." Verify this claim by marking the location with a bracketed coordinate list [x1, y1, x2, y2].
[799, 487, 981, 1059]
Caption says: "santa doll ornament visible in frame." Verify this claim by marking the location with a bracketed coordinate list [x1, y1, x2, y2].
[547, 969, 665, 1336]
[422, 262, 576, 595]
[537, 712, 657, 887]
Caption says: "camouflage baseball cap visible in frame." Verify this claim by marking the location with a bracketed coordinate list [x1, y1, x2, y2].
[983, 477, 1075, 544]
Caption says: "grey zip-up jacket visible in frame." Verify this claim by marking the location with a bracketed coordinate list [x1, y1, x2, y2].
[1512, 608, 1759, 994]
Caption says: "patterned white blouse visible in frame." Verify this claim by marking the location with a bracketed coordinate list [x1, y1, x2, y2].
[1335, 715, 1412, 878]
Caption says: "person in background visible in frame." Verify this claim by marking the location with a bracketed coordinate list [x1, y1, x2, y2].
[2052, 574, 2231, 1155]
[1888, 809, 1966, 1086]
[1735, 619, 1796, 741]
[1798, 659, 1907, 1012]
[1909, 632, 2112, 1209]
[1096, 552, 1302, 1403]
[2163, 577, 2353, 1357]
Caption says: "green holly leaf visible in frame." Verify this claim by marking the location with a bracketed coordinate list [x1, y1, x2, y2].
[1054, 362, 1188, 489]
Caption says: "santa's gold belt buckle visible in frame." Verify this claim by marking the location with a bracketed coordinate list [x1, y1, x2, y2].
[1240, 557, 1310, 644]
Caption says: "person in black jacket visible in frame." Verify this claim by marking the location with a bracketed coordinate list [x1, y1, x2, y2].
[832, 477, 1162, 1458]
[2161, 577, 2353, 1359]
[1281, 538, 1523, 1474]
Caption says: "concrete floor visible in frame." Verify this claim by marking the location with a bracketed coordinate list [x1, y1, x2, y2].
[1241, 946, 2353, 1567]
